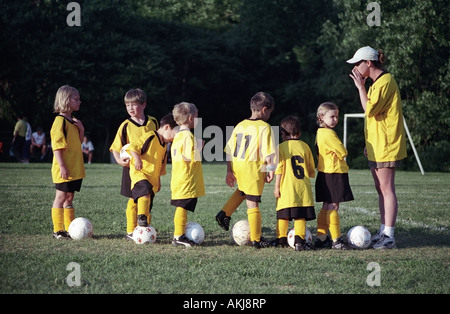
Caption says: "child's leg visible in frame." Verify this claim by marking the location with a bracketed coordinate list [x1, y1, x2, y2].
[63, 192, 75, 231]
[126, 198, 137, 234]
[276, 218, 289, 239]
[246, 200, 261, 242]
[328, 206, 341, 241]
[294, 218, 306, 242]
[223, 189, 246, 217]
[52, 190, 66, 233]
[174, 207, 188, 238]
[137, 195, 151, 226]
[316, 207, 329, 241]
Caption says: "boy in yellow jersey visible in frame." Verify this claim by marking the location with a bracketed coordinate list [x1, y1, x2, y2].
[170, 102, 205, 247]
[50, 85, 85, 239]
[126, 114, 178, 231]
[216, 92, 276, 249]
[273, 116, 316, 251]
[109, 88, 159, 239]
[314, 102, 354, 250]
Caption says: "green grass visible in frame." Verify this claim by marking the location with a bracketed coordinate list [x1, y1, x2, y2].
[0, 162, 449, 294]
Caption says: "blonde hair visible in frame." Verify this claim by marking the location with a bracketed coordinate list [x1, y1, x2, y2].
[124, 88, 146, 104]
[172, 102, 198, 125]
[316, 102, 338, 127]
[54, 85, 79, 113]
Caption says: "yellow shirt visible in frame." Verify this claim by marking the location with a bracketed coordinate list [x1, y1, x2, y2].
[50, 115, 85, 183]
[170, 129, 205, 199]
[275, 139, 315, 210]
[127, 131, 167, 194]
[225, 119, 276, 196]
[315, 128, 349, 174]
[365, 73, 407, 162]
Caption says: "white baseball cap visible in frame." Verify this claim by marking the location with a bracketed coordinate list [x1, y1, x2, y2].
[346, 46, 379, 64]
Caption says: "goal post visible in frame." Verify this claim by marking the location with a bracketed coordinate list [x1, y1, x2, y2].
[343, 113, 425, 175]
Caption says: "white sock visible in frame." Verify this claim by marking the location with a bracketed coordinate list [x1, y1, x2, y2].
[384, 226, 395, 238]
[379, 224, 385, 235]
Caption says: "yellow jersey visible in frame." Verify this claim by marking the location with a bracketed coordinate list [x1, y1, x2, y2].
[170, 129, 205, 199]
[225, 119, 276, 196]
[365, 73, 407, 162]
[315, 128, 349, 173]
[275, 139, 315, 210]
[50, 115, 85, 183]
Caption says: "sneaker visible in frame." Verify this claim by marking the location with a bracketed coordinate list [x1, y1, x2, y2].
[137, 214, 148, 227]
[172, 234, 197, 248]
[370, 230, 383, 247]
[331, 236, 353, 250]
[314, 235, 332, 249]
[372, 234, 396, 250]
[294, 238, 313, 251]
[53, 230, 71, 239]
[125, 233, 134, 241]
[252, 237, 270, 249]
[215, 210, 231, 231]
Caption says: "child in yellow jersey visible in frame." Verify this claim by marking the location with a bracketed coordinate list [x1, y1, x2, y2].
[314, 102, 354, 250]
[126, 114, 178, 232]
[109, 89, 159, 239]
[273, 116, 316, 251]
[216, 92, 277, 249]
[50, 85, 85, 239]
[170, 102, 205, 247]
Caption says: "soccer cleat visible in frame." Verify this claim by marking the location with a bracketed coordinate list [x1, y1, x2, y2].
[172, 234, 197, 248]
[271, 237, 288, 248]
[53, 230, 71, 239]
[125, 233, 134, 241]
[294, 238, 313, 251]
[372, 234, 396, 250]
[215, 210, 231, 231]
[252, 237, 270, 249]
[314, 235, 332, 249]
[137, 214, 148, 227]
[331, 236, 353, 250]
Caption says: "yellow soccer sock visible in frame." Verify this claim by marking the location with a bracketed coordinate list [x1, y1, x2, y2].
[137, 197, 150, 218]
[294, 218, 306, 240]
[276, 219, 289, 238]
[222, 189, 246, 217]
[52, 208, 64, 233]
[174, 207, 187, 238]
[316, 208, 329, 241]
[329, 210, 341, 241]
[126, 198, 138, 234]
[247, 207, 261, 242]
[64, 206, 75, 231]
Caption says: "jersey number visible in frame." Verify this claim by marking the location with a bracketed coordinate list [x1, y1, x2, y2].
[291, 155, 305, 179]
[233, 133, 252, 159]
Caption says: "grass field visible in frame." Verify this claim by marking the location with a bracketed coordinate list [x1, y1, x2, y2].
[0, 162, 449, 296]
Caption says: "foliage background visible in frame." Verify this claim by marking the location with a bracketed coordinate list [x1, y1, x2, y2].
[1, 0, 449, 171]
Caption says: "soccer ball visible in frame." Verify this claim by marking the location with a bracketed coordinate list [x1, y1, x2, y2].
[287, 227, 312, 249]
[347, 225, 371, 249]
[68, 217, 93, 240]
[120, 143, 131, 160]
[132, 225, 157, 244]
[185, 222, 205, 244]
[231, 219, 251, 246]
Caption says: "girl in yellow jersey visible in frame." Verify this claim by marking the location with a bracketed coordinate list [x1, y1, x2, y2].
[50, 85, 85, 239]
[273, 116, 316, 251]
[314, 102, 354, 250]
[348, 46, 407, 249]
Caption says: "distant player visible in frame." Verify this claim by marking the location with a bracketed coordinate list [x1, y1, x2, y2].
[216, 92, 276, 248]
[109, 88, 159, 239]
[273, 116, 316, 251]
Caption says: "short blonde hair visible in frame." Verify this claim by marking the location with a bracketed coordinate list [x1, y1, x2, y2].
[316, 102, 338, 127]
[54, 85, 79, 113]
[124, 88, 146, 104]
[172, 102, 198, 125]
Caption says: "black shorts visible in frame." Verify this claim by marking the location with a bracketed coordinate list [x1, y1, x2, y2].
[55, 179, 83, 193]
[120, 166, 132, 198]
[131, 180, 154, 206]
[277, 206, 316, 221]
[315, 172, 354, 203]
[171, 198, 198, 212]
[237, 189, 261, 203]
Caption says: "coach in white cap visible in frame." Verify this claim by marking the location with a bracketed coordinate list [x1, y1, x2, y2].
[348, 46, 407, 250]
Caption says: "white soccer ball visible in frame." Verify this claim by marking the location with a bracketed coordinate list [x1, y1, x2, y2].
[120, 143, 131, 160]
[231, 219, 251, 246]
[347, 225, 371, 249]
[185, 222, 205, 244]
[132, 225, 157, 244]
[68, 217, 93, 240]
[287, 227, 312, 249]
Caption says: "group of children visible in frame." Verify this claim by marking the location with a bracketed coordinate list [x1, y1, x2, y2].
[49, 86, 356, 251]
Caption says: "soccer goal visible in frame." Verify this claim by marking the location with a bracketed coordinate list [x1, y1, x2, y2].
[343, 113, 425, 175]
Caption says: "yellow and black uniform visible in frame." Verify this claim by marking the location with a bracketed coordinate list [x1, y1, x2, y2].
[50, 115, 85, 233]
[109, 115, 158, 234]
[126, 130, 168, 226]
[275, 139, 315, 242]
[170, 129, 205, 237]
[365, 72, 407, 165]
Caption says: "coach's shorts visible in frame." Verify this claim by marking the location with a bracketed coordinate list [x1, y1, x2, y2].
[369, 160, 402, 169]
[55, 179, 83, 193]
[171, 198, 198, 212]
[277, 206, 316, 221]
[315, 172, 354, 203]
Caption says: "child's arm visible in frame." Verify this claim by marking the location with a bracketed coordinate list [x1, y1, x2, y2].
[265, 153, 276, 183]
[273, 174, 281, 198]
[225, 160, 236, 188]
[54, 149, 69, 180]
[72, 117, 84, 143]
[129, 151, 142, 171]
